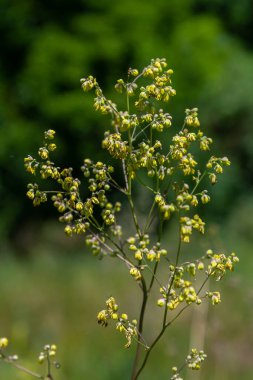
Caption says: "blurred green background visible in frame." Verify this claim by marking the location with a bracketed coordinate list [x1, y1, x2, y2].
[1, 0, 253, 379]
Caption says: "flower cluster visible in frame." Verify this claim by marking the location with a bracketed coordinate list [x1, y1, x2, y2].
[153, 182, 212, 230]
[85, 234, 106, 256]
[170, 349, 207, 380]
[184, 108, 200, 128]
[147, 109, 172, 132]
[206, 250, 239, 280]
[129, 266, 142, 281]
[102, 132, 129, 159]
[24, 130, 59, 180]
[112, 111, 139, 132]
[0, 337, 19, 364]
[23, 58, 238, 380]
[97, 297, 139, 348]
[180, 215, 205, 243]
[206, 291, 221, 305]
[24, 131, 123, 253]
[128, 140, 165, 179]
[0, 338, 60, 378]
[38, 344, 58, 364]
[157, 247, 239, 311]
[76, 59, 231, 246]
[25, 58, 232, 253]
[206, 156, 231, 184]
[127, 234, 167, 262]
[157, 266, 202, 311]
[26, 183, 47, 206]
[186, 348, 207, 370]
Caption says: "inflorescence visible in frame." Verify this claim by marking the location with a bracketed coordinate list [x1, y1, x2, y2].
[23, 58, 238, 379]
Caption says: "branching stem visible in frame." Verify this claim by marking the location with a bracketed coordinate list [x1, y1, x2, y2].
[1, 354, 43, 379]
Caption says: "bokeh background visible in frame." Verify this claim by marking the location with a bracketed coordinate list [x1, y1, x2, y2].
[1, 0, 253, 379]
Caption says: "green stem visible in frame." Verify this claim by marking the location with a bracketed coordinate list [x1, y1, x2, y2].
[149, 125, 153, 145]
[143, 200, 156, 234]
[191, 171, 206, 195]
[132, 122, 151, 142]
[131, 71, 144, 84]
[147, 261, 159, 292]
[135, 175, 155, 194]
[108, 175, 126, 193]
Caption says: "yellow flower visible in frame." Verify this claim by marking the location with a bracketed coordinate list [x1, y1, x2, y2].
[0, 337, 8, 348]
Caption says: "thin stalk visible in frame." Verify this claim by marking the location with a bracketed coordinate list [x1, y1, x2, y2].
[149, 126, 153, 146]
[122, 159, 129, 191]
[134, 271, 212, 379]
[87, 224, 135, 269]
[125, 98, 142, 238]
[44, 191, 65, 194]
[131, 277, 148, 380]
[147, 208, 163, 292]
[162, 229, 181, 328]
[1, 355, 43, 379]
[143, 200, 156, 234]
[135, 175, 155, 194]
[108, 176, 126, 193]
[134, 228, 182, 379]
[96, 231, 135, 268]
[191, 171, 206, 195]
[132, 122, 151, 142]
[127, 192, 142, 237]
[46, 353, 51, 378]
[131, 71, 145, 84]
[126, 89, 130, 114]
[165, 304, 190, 328]
[147, 261, 160, 291]
[133, 325, 164, 380]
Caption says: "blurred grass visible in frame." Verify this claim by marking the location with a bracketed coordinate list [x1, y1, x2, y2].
[0, 216, 252, 380]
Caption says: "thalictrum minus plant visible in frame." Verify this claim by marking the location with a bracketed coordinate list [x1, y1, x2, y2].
[1, 58, 239, 380]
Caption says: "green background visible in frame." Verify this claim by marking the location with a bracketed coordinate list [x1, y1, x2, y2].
[0, 0, 253, 379]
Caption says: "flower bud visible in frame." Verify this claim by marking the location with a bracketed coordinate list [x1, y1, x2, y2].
[0, 337, 8, 348]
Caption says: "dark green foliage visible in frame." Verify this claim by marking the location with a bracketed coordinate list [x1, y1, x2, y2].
[1, 0, 253, 248]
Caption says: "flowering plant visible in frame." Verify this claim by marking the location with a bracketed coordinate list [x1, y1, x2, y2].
[1, 58, 238, 380]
